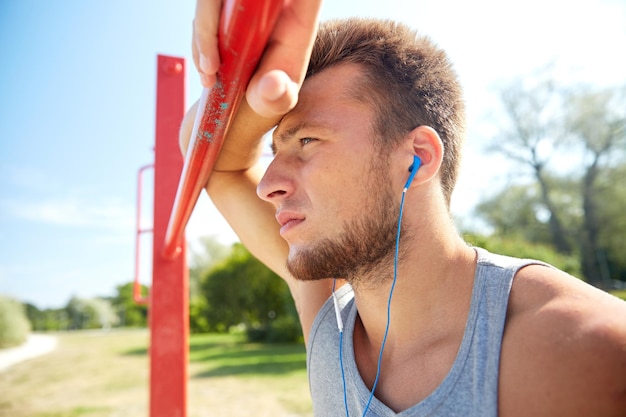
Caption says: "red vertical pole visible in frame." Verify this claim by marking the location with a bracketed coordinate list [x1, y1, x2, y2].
[150, 55, 188, 417]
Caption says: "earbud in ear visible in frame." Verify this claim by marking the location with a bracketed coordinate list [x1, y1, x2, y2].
[404, 155, 422, 190]
[408, 155, 422, 173]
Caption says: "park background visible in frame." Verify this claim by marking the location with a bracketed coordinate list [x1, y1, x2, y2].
[0, 0, 625, 415]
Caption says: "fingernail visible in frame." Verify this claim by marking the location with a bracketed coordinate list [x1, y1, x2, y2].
[199, 54, 211, 73]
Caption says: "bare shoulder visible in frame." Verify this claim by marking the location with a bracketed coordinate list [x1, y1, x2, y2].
[499, 264, 626, 417]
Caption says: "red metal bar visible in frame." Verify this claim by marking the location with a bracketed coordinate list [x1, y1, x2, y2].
[150, 55, 188, 417]
[134, 163, 154, 305]
[162, 0, 283, 258]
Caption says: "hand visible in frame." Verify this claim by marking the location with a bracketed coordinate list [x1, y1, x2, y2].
[192, 0, 323, 119]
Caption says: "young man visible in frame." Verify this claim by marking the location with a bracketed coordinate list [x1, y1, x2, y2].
[184, 12, 626, 417]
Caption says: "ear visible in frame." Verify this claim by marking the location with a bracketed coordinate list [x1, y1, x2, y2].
[403, 125, 444, 186]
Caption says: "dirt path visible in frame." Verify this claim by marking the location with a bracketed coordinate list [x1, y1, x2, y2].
[0, 334, 58, 372]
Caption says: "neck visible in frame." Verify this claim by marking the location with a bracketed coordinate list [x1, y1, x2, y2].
[351, 200, 477, 354]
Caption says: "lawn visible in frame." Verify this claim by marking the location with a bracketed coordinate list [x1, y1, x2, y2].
[610, 289, 626, 301]
[0, 329, 312, 417]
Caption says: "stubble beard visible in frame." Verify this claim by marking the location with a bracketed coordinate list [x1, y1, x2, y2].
[286, 160, 409, 289]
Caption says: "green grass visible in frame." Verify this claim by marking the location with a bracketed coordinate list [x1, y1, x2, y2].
[123, 332, 308, 378]
[31, 407, 111, 417]
[0, 330, 312, 417]
[188, 332, 307, 377]
[609, 289, 626, 301]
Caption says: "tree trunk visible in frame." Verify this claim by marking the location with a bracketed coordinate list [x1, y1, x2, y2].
[580, 160, 607, 287]
[535, 165, 572, 254]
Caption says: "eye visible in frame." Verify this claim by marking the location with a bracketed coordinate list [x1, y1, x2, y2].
[300, 137, 316, 146]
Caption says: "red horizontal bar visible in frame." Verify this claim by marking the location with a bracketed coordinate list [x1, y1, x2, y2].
[162, 0, 283, 258]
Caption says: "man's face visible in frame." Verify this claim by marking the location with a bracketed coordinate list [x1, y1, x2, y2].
[257, 64, 404, 284]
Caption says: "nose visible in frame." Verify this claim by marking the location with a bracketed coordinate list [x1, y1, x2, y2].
[256, 157, 294, 203]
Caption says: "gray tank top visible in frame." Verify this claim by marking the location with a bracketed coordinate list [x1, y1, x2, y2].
[306, 248, 547, 416]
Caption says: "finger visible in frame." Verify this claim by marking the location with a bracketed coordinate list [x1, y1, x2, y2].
[193, 0, 222, 86]
[262, 0, 323, 86]
[246, 0, 323, 117]
[192, 25, 217, 87]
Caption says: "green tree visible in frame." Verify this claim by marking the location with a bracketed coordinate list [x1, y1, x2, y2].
[0, 295, 31, 348]
[584, 162, 626, 284]
[475, 177, 582, 250]
[187, 236, 230, 333]
[201, 243, 301, 342]
[31, 307, 69, 331]
[485, 75, 626, 287]
[487, 75, 572, 254]
[563, 86, 626, 286]
[24, 303, 45, 331]
[65, 296, 117, 330]
[463, 233, 581, 278]
[110, 283, 149, 327]
[46, 308, 69, 331]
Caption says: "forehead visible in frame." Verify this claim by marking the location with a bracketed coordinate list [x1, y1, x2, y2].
[273, 64, 373, 142]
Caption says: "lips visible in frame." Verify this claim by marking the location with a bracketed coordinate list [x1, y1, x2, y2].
[275, 210, 305, 236]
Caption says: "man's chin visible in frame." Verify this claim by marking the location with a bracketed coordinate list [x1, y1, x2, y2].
[286, 249, 330, 282]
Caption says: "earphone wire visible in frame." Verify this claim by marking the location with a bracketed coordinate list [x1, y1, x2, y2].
[361, 185, 408, 416]
[338, 157, 419, 417]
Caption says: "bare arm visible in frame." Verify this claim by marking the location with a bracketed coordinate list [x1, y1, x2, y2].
[180, 99, 332, 343]
[183, 0, 332, 341]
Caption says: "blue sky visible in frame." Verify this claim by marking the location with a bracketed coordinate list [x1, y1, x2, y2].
[1, 0, 624, 309]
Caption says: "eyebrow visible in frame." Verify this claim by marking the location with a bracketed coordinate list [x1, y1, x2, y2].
[271, 121, 331, 155]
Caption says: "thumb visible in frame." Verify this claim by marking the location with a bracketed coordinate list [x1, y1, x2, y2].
[244, 0, 322, 118]
[245, 70, 299, 119]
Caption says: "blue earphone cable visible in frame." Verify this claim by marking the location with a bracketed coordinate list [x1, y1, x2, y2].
[337, 156, 420, 417]
[336, 183, 412, 417]
[361, 186, 409, 416]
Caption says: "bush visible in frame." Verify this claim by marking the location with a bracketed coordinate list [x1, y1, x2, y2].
[201, 243, 297, 334]
[245, 314, 303, 344]
[463, 233, 582, 278]
[66, 296, 118, 330]
[189, 296, 210, 334]
[245, 325, 268, 342]
[266, 315, 303, 344]
[0, 295, 31, 348]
